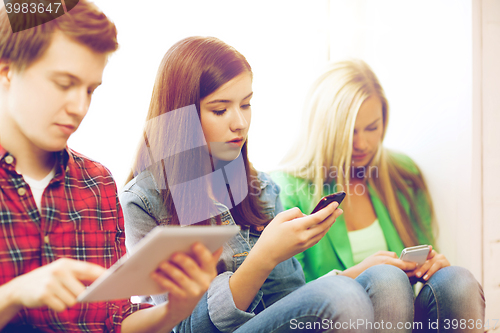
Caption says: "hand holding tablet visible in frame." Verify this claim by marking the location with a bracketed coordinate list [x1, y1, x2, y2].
[77, 225, 240, 302]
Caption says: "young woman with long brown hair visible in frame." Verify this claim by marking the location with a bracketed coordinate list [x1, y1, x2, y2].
[118, 37, 395, 333]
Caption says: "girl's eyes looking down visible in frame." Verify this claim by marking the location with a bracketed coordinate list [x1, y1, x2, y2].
[212, 103, 251, 116]
[212, 110, 225, 116]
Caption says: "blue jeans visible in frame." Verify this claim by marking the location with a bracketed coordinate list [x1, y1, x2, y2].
[413, 266, 485, 333]
[356, 265, 414, 333]
[234, 275, 374, 333]
[355, 265, 485, 333]
[176, 275, 374, 333]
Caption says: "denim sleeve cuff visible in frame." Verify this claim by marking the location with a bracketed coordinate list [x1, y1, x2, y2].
[207, 272, 263, 332]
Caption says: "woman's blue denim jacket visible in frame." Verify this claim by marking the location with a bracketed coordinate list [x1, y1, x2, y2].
[120, 170, 306, 332]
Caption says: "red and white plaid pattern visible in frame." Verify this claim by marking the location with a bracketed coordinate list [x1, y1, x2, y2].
[0, 144, 149, 332]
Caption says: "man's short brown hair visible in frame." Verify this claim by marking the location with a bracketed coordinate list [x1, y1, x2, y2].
[0, 0, 118, 71]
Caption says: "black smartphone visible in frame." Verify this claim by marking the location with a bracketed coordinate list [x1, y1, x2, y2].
[310, 191, 346, 214]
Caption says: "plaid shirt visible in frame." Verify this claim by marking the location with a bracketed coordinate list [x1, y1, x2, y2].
[0, 144, 149, 332]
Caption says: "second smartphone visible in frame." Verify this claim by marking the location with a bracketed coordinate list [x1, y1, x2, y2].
[310, 191, 346, 214]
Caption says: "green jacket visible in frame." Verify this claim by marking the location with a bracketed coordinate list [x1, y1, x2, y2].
[271, 155, 433, 282]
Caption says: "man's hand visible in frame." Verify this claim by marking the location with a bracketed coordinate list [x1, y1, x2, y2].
[7, 258, 105, 312]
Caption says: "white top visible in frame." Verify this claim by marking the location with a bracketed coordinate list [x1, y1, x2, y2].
[23, 167, 56, 212]
[347, 219, 388, 265]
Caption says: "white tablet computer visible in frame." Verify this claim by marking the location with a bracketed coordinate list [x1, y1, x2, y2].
[77, 225, 240, 302]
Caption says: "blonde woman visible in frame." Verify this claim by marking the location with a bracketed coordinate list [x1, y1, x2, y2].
[272, 59, 484, 332]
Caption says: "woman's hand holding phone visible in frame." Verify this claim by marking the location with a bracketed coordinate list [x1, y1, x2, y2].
[229, 202, 342, 312]
[342, 251, 418, 279]
[251, 202, 343, 271]
[310, 192, 346, 214]
[342, 246, 450, 281]
[406, 246, 450, 281]
[248, 191, 345, 270]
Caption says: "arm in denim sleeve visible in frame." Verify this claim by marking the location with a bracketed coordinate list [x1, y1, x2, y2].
[119, 189, 160, 253]
[274, 184, 284, 215]
[119, 187, 169, 305]
[207, 272, 263, 332]
[206, 173, 283, 332]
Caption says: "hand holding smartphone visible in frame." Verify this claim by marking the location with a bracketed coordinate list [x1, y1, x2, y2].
[310, 192, 346, 214]
[399, 245, 430, 266]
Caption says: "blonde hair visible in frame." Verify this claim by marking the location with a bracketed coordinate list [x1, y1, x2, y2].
[280, 59, 435, 247]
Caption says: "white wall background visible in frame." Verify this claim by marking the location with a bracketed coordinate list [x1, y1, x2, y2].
[327, 1, 473, 273]
[69, 0, 329, 187]
[477, 0, 500, 325]
[68, 0, 497, 320]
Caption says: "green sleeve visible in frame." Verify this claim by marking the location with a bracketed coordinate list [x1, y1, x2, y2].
[390, 151, 435, 246]
[413, 188, 434, 246]
[270, 171, 305, 211]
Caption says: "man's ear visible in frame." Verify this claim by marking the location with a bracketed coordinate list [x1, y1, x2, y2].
[0, 60, 14, 88]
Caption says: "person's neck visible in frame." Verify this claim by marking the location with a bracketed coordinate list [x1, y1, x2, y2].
[350, 166, 368, 182]
[14, 148, 56, 181]
[0, 117, 56, 181]
[212, 156, 225, 170]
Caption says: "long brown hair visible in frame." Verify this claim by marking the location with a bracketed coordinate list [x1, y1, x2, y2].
[126, 36, 269, 228]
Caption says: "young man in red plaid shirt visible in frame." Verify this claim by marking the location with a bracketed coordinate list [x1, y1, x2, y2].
[0, 1, 220, 332]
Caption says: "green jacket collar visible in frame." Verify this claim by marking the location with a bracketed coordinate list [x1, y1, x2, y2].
[324, 182, 405, 269]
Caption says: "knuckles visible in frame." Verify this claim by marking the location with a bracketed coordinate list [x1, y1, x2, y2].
[280, 207, 301, 219]
[53, 257, 73, 268]
[199, 279, 211, 292]
[296, 234, 309, 247]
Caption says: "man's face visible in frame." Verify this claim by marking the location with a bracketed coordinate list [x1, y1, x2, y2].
[0, 31, 107, 153]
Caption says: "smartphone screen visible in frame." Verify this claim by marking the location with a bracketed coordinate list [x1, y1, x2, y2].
[310, 192, 346, 214]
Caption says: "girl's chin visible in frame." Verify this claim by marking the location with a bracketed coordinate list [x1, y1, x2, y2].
[351, 154, 375, 168]
[351, 162, 368, 168]
[211, 150, 242, 163]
